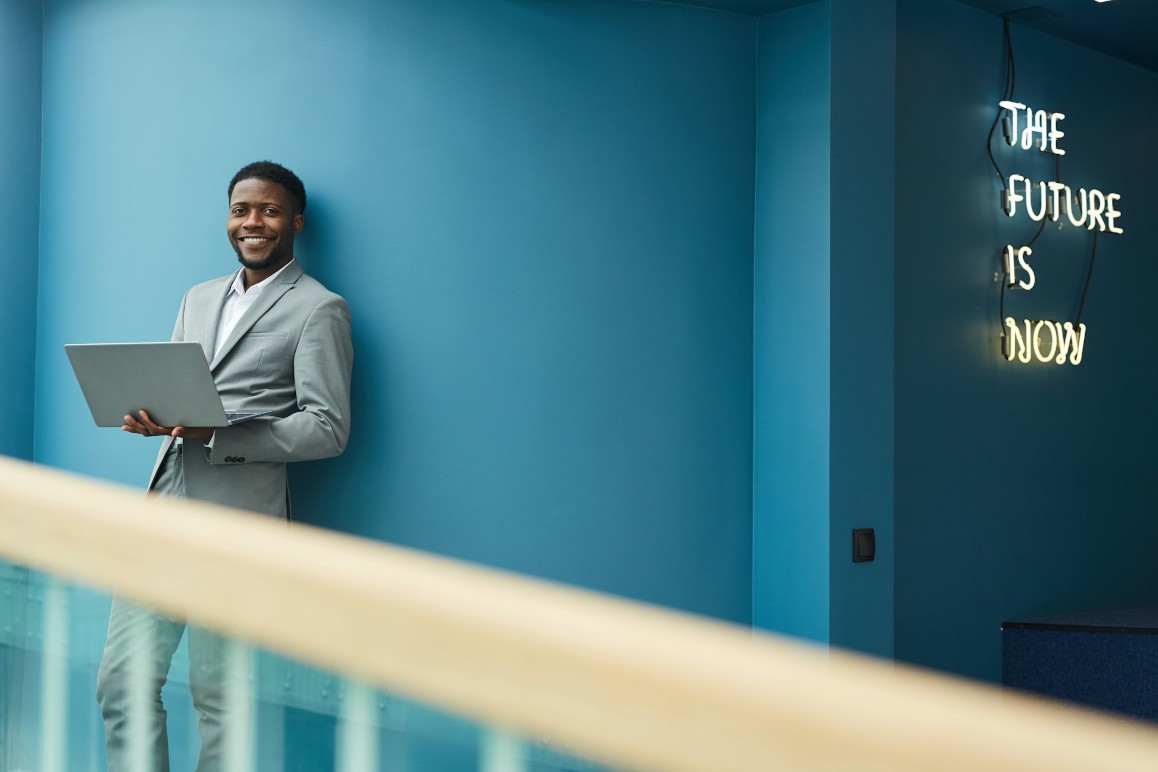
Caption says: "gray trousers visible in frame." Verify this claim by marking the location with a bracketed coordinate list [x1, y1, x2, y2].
[96, 442, 232, 772]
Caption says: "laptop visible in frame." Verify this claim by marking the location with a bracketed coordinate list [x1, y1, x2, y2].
[65, 342, 273, 428]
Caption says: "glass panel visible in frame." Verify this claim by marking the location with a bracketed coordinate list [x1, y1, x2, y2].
[0, 559, 615, 771]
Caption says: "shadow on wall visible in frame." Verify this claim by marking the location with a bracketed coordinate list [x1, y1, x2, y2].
[290, 193, 390, 537]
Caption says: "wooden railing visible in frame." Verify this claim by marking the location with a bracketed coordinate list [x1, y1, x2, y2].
[2, 454, 1158, 770]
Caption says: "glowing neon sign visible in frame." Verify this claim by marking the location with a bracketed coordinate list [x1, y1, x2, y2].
[996, 100, 1123, 366]
[1003, 318, 1086, 365]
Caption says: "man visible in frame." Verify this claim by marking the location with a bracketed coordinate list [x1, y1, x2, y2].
[95, 161, 353, 771]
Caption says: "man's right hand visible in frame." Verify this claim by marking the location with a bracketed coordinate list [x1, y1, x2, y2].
[123, 410, 214, 445]
[122, 410, 172, 438]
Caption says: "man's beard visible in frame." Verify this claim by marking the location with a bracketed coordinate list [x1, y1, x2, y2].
[233, 240, 291, 271]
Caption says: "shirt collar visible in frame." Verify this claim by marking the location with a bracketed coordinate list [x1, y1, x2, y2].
[228, 258, 296, 299]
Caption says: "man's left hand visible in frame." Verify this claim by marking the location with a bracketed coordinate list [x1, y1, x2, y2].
[173, 426, 215, 445]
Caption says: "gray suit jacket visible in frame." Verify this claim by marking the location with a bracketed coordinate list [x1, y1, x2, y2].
[148, 261, 353, 518]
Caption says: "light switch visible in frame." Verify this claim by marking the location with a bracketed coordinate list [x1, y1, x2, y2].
[853, 528, 875, 563]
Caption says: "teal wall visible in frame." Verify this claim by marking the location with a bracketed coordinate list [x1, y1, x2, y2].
[32, 0, 757, 623]
[753, 0, 1158, 681]
[752, 0, 895, 659]
[752, 1, 831, 643]
[0, 0, 41, 461]
[8, 0, 1158, 700]
[894, 0, 1158, 681]
[828, 0, 895, 659]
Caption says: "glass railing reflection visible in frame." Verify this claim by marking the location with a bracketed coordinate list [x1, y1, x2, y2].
[0, 559, 612, 772]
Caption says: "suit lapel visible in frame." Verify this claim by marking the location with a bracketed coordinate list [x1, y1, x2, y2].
[200, 276, 233, 363]
[210, 261, 302, 372]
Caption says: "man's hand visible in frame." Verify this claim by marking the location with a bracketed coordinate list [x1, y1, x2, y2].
[122, 410, 214, 446]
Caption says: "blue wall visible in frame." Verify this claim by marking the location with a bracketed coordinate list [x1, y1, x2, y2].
[0, 0, 41, 461]
[828, 0, 895, 659]
[32, 0, 757, 623]
[753, 1, 831, 643]
[752, 0, 895, 659]
[753, 0, 1158, 680]
[894, 0, 1158, 681]
[15, 0, 1158, 692]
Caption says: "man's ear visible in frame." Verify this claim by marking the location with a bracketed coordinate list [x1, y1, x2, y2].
[293, 214, 305, 235]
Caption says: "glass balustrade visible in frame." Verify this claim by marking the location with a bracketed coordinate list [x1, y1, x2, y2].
[0, 559, 613, 772]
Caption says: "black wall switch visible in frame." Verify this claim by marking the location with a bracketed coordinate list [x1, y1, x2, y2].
[853, 528, 875, 563]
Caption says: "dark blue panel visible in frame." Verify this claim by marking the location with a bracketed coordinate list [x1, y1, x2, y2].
[1003, 609, 1158, 721]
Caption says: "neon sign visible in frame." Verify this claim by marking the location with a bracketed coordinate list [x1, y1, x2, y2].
[996, 100, 1122, 366]
[1003, 318, 1086, 366]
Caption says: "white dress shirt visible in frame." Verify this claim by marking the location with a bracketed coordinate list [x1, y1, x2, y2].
[214, 259, 295, 357]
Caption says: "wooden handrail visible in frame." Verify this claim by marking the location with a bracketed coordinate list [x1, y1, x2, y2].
[2, 454, 1157, 770]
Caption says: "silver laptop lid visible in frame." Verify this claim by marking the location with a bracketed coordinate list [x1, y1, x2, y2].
[65, 342, 231, 428]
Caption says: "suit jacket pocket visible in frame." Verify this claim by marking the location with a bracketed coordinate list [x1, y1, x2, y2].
[242, 331, 290, 393]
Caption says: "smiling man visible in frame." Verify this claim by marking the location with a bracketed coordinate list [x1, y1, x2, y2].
[95, 161, 354, 771]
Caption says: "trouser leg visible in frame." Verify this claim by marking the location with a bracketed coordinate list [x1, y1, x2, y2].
[188, 624, 234, 772]
[96, 597, 187, 772]
[97, 442, 187, 771]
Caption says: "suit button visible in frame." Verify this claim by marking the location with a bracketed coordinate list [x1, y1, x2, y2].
[238, 457, 245, 463]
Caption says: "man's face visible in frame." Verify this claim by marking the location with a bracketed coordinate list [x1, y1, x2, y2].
[227, 177, 303, 272]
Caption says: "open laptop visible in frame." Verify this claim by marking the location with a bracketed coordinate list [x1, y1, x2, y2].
[65, 342, 273, 428]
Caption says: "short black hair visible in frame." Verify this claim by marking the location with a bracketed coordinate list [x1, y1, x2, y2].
[228, 161, 307, 215]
